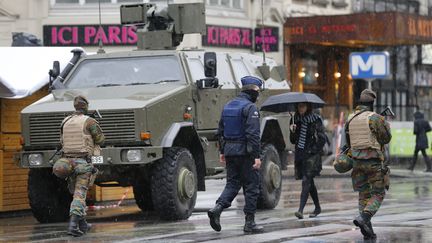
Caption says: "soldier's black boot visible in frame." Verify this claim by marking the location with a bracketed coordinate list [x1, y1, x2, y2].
[243, 214, 264, 234]
[208, 204, 223, 232]
[353, 212, 373, 238]
[67, 215, 84, 237]
[363, 221, 377, 241]
[78, 217, 92, 234]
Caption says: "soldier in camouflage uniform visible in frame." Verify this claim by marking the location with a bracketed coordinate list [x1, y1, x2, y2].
[345, 89, 391, 241]
[52, 95, 104, 237]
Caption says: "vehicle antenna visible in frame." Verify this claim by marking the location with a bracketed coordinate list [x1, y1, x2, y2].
[97, 0, 105, 54]
[260, 0, 266, 64]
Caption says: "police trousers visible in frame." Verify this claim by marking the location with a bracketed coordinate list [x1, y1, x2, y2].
[216, 155, 260, 214]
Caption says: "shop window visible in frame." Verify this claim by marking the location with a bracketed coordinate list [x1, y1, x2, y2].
[332, 0, 348, 8]
[353, 0, 419, 13]
[375, 0, 385, 12]
[396, 46, 408, 82]
[363, 0, 375, 12]
[299, 51, 318, 85]
[206, 0, 243, 9]
[312, 0, 329, 7]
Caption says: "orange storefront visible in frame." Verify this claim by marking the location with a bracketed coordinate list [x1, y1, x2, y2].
[284, 12, 432, 122]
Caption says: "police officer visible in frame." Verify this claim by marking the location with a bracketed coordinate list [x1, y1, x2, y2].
[52, 95, 104, 237]
[345, 89, 391, 240]
[208, 76, 264, 234]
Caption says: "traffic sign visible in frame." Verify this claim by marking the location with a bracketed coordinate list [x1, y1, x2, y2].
[349, 52, 390, 79]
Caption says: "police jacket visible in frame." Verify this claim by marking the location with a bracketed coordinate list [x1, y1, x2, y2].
[217, 92, 261, 158]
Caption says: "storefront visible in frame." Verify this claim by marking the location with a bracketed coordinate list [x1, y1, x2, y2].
[284, 12, 432, 122]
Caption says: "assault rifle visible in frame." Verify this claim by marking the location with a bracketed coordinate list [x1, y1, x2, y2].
[380, 106, 395, 118]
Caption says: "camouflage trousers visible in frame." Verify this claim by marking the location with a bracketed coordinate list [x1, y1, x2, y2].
[65, 158, 95, 217]
[351, 159, 387, 217]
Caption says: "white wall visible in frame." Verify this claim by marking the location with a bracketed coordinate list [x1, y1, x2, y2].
[284, 0, 352, 17]
[0, 0, 285, 64]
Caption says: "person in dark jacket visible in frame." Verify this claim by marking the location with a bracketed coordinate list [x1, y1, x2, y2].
[408, 111, 432, 172]
[290, 102, 326, 219]
[208, 76, 264, 234]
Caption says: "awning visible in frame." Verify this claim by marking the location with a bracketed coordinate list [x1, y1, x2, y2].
[284, 12, 432, 46]
[0, 47, 84, 99]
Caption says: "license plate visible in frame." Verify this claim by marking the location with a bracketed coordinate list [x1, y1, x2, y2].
[91, 156, 104, 164]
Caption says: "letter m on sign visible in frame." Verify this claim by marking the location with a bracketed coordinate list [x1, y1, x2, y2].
[349, 52, 390, 79]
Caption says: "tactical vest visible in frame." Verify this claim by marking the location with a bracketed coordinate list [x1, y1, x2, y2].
[62, 114, 96, 156]
[348, 111, 381, 150]
[222, 98, 251, 141]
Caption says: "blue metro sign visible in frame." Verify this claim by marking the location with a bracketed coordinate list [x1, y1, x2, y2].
[349, 52, 390, 79]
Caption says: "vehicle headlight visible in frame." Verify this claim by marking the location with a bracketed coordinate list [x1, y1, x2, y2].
[28, 153, 43, 166]
[126, 150, 142, 162]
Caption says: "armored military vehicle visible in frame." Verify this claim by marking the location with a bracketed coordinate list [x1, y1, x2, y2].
[19, 2, 291, 222]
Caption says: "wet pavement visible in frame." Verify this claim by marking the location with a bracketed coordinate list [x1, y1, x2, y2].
[1, 167, 432, 242]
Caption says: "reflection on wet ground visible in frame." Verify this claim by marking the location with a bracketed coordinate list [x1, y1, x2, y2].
[0, 176, 432, 242]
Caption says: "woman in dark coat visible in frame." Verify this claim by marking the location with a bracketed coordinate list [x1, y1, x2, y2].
[408, 111, 432, 172]
[289, 103, 326, 219]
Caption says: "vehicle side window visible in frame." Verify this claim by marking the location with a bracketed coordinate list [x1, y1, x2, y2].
[187, 57, 205, 82]
[185, 53, 236, 89]
[215, 53, 236, 89]
[230, 58, 251, 87]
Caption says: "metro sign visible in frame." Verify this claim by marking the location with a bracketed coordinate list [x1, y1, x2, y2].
[349, 52, 390, 79]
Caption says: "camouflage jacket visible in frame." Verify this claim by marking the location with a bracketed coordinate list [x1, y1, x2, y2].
[345, 106, 391, 160]
[86, 117, 105, 145]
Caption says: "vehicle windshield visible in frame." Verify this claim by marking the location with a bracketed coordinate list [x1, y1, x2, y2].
[65, 55, 185, 89]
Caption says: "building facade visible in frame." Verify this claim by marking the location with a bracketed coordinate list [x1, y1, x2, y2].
[0, 0, 285, 63]
[284, 0, 432, 122]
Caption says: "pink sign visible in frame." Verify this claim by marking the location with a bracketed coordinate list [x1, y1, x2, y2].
[44, 25, 137, 46]
[203, 25, 253, 49]
[254, 27, 279, 52]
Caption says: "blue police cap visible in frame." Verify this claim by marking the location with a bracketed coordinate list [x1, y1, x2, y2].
[241, 76, 263, 88]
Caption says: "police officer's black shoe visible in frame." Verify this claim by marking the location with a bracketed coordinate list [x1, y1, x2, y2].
[353, 215, 373, 238]
[243, 214, 264, 234]
[78, 217, 92, 234]
[67, 215, 84, 237]
[208, 204, 223, 232]
[295, 211, 303, 219]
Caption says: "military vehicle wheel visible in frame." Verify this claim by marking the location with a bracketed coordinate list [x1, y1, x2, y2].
[133, 177, 154, 211]
[28, 168, 72, 223]
[151, 147, 197, 220]
[257, 144, 282, 209]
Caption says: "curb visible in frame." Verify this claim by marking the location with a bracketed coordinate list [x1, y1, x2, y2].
[283, 165, 432, 179]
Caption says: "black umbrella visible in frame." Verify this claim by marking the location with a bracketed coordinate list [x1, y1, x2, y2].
[260, 92, 325, 113]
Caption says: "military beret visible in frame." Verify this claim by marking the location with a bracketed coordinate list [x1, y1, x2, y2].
[241, 76, 263, 89]
[359, 89, 376, 103]
[73, 95, 89, 110]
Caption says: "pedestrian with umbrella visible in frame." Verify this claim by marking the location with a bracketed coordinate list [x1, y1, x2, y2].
[261, 92, 326, 219]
